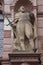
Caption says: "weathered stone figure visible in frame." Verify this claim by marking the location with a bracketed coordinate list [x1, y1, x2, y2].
[11, 6, 37, 51]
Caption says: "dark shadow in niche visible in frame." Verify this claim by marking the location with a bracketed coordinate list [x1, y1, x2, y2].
[0, 10, 2, 14]
[0, 62, 2, 65]
[0, 2, 2, 5]
[0, 1, 2, 14]
[0, 10, 4, 21]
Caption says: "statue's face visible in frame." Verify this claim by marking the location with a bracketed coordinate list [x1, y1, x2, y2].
[18, 6, 25, 12]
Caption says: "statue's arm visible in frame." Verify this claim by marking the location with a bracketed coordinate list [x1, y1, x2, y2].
[11, 13, 19, 28]
[29, 13, 35, 26]
[29, 13, 38, 40]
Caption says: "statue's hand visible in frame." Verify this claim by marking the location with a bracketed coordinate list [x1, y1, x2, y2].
[33, 37, 37, 41]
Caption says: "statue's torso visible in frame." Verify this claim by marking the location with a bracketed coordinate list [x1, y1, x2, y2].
[15, 12, 33, 39]
[15, 12, 30, 23]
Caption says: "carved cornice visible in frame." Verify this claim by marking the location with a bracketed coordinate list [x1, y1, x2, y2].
[10, 0, 34, 12]
[10, 0, 38, 12]
[37, 12, 43, 17]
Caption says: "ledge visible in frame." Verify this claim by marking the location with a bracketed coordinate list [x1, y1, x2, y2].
[9, 52, 41, 65]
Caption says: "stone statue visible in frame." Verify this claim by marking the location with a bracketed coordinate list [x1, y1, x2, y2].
[7, 6, 37, 51]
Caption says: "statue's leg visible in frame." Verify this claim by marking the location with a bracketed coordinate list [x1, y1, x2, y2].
[16, 22, 25, 50]
[25, 23, 34, 50]
[13, 39, 21, 51]
[25, 23, 32, 39]
[19, 24, 25, 50]
[29, 39, 34, 50]
[19, 37, 25, 50]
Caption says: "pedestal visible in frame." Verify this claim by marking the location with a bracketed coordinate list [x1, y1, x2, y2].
[9, 52, 41, 65]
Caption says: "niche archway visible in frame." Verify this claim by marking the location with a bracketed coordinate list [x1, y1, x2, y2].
[14, 0, 34, 13]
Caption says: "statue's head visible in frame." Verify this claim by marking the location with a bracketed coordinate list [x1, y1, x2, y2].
[18, 6, 25, 12]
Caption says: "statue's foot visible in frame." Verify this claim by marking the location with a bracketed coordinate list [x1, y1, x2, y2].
[13, 46, 22, 52]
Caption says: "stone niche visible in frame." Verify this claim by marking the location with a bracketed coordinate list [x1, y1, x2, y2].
[9, 52, 41, 65]
[9, 0, 41, 65]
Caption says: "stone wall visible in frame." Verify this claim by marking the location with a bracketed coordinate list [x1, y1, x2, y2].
[3, 0, 13, 59]
[37, 0, 43, 52]
[37, 0, 43, 64]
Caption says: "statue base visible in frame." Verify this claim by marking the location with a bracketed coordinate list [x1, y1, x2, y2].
[9, 51, 41, 65]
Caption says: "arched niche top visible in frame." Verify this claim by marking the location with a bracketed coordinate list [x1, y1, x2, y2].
[14, 0, 34, 12]
[0, 0, 4, 5]
[0, 1, 2, 6]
